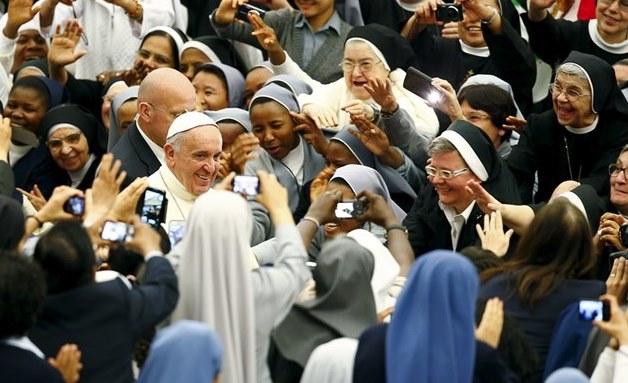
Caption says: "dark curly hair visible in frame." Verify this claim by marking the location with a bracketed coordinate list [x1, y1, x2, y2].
[0, 251, 46, 338]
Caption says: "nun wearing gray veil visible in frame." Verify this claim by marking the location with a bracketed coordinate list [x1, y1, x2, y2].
[107, 86, 139, 151]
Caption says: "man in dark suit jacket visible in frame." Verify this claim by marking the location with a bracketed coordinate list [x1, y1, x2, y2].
[29, 221, 179, 383]
[111, 68, 196, 187]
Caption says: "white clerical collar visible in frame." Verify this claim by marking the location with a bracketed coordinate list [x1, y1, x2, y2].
[281, 137, 305, 186]
[159, 165, 196, 202]
[589, 20, 628, 54]
[564, 115, 599, 135]
[68, 154, 96, 187]
[2, 336, 45, 359]
[439, 200, 476, 223]
[459, 40, 490, 57]
[137, 118, 166, 166]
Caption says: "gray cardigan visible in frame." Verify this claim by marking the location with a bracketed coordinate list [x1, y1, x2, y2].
[211, 8, 351, 83]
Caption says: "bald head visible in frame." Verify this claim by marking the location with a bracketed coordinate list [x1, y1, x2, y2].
[137, 68, 197, 148]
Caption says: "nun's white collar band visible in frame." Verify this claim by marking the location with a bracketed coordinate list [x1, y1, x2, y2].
[564, 115, 599, 135]
[440, 130, 489, 181]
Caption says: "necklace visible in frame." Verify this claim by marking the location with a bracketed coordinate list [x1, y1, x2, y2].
[563, 136, 582, 181]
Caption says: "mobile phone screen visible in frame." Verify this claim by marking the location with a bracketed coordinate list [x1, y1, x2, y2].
[141, 187, 167, 228]
[168, 220, 186, 247]
[64, 196, 85, 216]
[233, 175, 260, 197]
[578, 300, 608, 321]
[335, 202, 356, 219]
[101, 221, 134, 243]
[403, 67, 443, 104]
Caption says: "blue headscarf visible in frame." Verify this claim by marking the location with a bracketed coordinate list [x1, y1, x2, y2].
[386, 250, 478, 383]
[137, 320, 223, 383]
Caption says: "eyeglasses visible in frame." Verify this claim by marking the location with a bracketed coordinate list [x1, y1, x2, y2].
[465, 112, 492, 124]
[47, 132, 82, 150]
[425, 165, 469, 179]
[339, 60, 382, 73]
[149, 103, 190, 120]
[609, 163, 628, 178]
[599, 0, 628, 10]
[549, 83, 591, 101]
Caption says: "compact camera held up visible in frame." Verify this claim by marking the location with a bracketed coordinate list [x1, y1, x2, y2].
[436, 1, 463, 22]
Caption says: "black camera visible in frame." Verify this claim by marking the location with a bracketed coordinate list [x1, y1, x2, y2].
[335, 200, 365, 219]
[620, 224, 628, 248]
[235, 1, 268, 23]
[436, 2, 463, 22]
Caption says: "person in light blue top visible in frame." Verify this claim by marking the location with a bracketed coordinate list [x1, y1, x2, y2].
[137, 320, 222, 383]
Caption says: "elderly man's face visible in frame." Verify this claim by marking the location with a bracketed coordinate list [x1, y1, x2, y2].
[165, 126, 223, 196]
[428, 150, 480, 213]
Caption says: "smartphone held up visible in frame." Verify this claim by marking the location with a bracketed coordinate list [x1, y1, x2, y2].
[578, 300, 610, 322]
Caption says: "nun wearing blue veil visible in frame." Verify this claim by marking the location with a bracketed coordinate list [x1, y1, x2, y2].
[137, 320, 223, 383]
[353, 250, 477, 383]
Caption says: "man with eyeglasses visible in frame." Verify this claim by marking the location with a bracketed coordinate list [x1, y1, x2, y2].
[403, 120, 520, 258]
[525, 0, 628, 65]
[111, 68, 197, 187]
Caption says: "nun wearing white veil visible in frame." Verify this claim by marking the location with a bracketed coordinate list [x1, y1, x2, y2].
[169, 173, 311, 383]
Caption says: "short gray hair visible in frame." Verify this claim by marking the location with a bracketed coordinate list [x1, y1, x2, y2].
[556, 62, 588, 82]
[165, 131, 187, 152]
[428, 136, 457, 156]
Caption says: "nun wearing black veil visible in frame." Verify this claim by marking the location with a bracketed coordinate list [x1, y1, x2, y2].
[404, 120, 520, 258]
[507, 51, 628, 204]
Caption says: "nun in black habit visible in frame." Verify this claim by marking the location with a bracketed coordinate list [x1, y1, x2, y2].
[402, 0, 536, 115]
[403, 119, 520, 258]
[40, 104, 107, 191]
[507, 51, 628, 204]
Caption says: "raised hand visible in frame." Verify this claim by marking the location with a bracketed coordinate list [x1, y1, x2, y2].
[0, 117, 11, 162]
[364, 78, 398, 113]
[503, 116, 527, 133]
[228, 132, 260, 174]
[16, 184, 47, 211]
[441, 21, 460, 40]
[341, 99, 375, 121]
[249, 12, 282, 55]
[291, 111, 329, 155]
[606, 257, 628, 304]
[475, 298, 504, 349]
[528, 0, 556, 20]
[593, 294, 628, 347]
[108, 177, 148, 223]
[309, 166, 335, 202]
[83, 154, 126, 227]
[35, 185, 84, 223]
[475, 211, 514, 257]
[466, 179, 501, 215]
[302, 103, 339, 130]
[4, 0, 41, 39]
[348, 114, 391, 157]
[48, 344, 82, 383]
[431, 77, 463, 119]
[215, 0, 246, 25]
[48, 19, 87, 67]
[356, 189, 398, 228]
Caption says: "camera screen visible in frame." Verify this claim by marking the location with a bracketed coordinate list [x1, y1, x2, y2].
[578, 300, 604, 321]
[335, 202, 356, 219]
[141, 188, 165, 228]
[233, 176, 260, 197]
[101, 221, 134, 243]
[65, 196, 85, 216]
[168, 221, 186, 247]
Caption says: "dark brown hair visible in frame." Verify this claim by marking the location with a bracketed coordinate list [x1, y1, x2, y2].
[480, 199, 596, 307]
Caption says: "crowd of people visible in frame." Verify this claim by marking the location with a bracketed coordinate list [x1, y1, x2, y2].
[2, 0, 628, 381]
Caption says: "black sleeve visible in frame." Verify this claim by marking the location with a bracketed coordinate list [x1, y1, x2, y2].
[128, 256, 179, 339]
[0, 161, 14, 197]
[521, 13, 584, 66]
[506, 117, 538, 204]
[65, 74, 104, 123]
[474, 341, 520, 383]
[484, 18, 537, 116]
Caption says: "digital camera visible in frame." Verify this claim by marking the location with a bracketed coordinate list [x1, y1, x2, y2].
[235, 1, 268, 23]
[436, 2, 463, 22]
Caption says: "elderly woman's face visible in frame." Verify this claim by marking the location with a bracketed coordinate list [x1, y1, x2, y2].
[342, 42, 390, 100]
[611, 151, 628, 213]
[552, 73, 596, 129]
[596, 0, 628, 41]
[47, 127, 90, 172]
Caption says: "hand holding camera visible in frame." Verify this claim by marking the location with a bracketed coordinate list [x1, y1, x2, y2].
[36, 186, 85, 224]
[215, 0, 267, 26]
[592, 295, 628, 347]
[598, 213, 628, 252]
